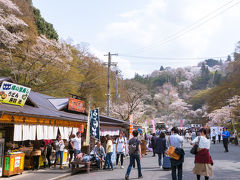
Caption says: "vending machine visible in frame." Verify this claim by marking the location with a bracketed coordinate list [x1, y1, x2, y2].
[0, 139, 4, 177]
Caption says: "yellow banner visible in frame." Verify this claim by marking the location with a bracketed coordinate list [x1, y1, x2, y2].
[0, 81, 31, 107]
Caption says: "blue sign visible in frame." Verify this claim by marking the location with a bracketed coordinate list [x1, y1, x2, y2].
[90, 109, 100, 140]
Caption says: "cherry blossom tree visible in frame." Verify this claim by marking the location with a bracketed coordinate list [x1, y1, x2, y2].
[179, 80, 192, 91]
[169, 99, 192, 126]
[207, 96, 240, 126]
[2, 35, 73, 87]
[0, 0, 73, 89]
[207, 106, 232, 126]
[0, 0, 28, 49]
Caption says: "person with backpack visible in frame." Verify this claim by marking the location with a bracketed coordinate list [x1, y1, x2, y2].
[116, 132, 127, 169]
[167, 127, 184, 180]
[125, 130, 143, 180]
[155, 132, 167, 168]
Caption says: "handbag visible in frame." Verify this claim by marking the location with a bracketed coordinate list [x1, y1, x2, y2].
[190, 136, 201, 155]
[167, 137, 180, 160]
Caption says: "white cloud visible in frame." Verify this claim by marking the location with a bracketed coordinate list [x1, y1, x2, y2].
[95, 0, 240, 78]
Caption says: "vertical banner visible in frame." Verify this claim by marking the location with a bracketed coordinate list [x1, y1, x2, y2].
[86, 103, 91, 146]
[151, 120, 156, 133]
[129, 115, 133, 138]
[90, 109, 100, 140]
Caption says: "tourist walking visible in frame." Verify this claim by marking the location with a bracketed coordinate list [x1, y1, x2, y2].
[116, 132, 127, 169]
[54, 135, 65, 169]
[191, 128, 213, 180]
[125, 130, 143, 180]
[192, 131, 197, 141]
[104, 135, 114, 170]
[222, 127, 230, 152]
[167, 127, 184, 180]
[185, 131, 190, 142]
[218, 129, 222, 143]
[94, 141, 105, 169]
[155, 132, 167, 168]
[71, 132, 82, 158]
[151, 133, 157, 157]
[211, 129, 217, 144]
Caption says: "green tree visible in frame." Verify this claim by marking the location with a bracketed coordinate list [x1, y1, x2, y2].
[33, 8, 58, 40]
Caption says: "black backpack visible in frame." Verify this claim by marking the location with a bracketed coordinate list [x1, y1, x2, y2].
[128, 138, 138, 155]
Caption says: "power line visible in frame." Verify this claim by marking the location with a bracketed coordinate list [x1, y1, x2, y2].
[119, 54, 228, 61]
[127, 0, 240, 54]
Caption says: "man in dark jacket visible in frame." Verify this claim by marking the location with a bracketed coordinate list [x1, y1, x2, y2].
[151, 133, 157, 157]
[155, 132, 167, 167]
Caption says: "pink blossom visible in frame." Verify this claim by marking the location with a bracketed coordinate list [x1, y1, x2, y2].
[0, 0, 21, 14]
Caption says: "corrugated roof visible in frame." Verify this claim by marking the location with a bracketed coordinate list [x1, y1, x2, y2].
[0, 91, 87, 122]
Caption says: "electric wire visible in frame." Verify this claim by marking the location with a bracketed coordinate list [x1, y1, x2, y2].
[118, 55, 228, 61]
[122, 0, 240, 54]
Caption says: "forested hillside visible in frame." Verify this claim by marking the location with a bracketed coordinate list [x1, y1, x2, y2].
[0, 0, 121, 113]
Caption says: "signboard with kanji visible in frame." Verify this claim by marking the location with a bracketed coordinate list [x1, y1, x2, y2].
[68, 98, 85, 113]
[90, 109, 100, 140]
[0, 81, 31, 107]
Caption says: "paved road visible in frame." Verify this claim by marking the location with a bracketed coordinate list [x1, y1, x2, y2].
[5, 141, 240, 180]
[64, 141, 240, 180]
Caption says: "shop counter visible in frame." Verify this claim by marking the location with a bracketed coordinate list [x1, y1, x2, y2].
[2, 153, 25, 177]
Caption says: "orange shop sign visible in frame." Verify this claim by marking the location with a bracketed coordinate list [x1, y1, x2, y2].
[68, 98, 85, 113]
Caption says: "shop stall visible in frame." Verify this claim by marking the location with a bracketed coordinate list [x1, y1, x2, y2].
[0, 77, 88, 176]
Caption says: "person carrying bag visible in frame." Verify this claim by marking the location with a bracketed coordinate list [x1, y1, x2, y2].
[167, 136, 180, 160]
[190, 136, 201, 155]
[190, 128, 213, 180]
[167, 127, 184, 180]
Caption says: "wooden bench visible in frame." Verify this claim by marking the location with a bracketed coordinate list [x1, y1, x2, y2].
[71, 160, 98, 175]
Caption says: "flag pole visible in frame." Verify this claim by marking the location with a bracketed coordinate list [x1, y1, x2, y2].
[88, 99, 91, 173]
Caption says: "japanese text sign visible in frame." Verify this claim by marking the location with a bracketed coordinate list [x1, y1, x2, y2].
[0, 81, 31, 107]
[68, 98, 85, 113]
[90, 109, 100, 140]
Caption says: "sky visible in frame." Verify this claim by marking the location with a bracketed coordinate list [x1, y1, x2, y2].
[33, 0, 240, 78]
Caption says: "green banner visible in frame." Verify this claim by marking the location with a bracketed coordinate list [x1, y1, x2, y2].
[4, 157, 9, 171]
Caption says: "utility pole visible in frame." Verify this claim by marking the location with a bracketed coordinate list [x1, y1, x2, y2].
[115, 69, 120, 102]
[104, 52, 118, 117]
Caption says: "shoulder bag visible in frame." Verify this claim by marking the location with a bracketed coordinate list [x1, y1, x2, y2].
[167, 136, 180, 160]
[190, 136, 201, 155]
